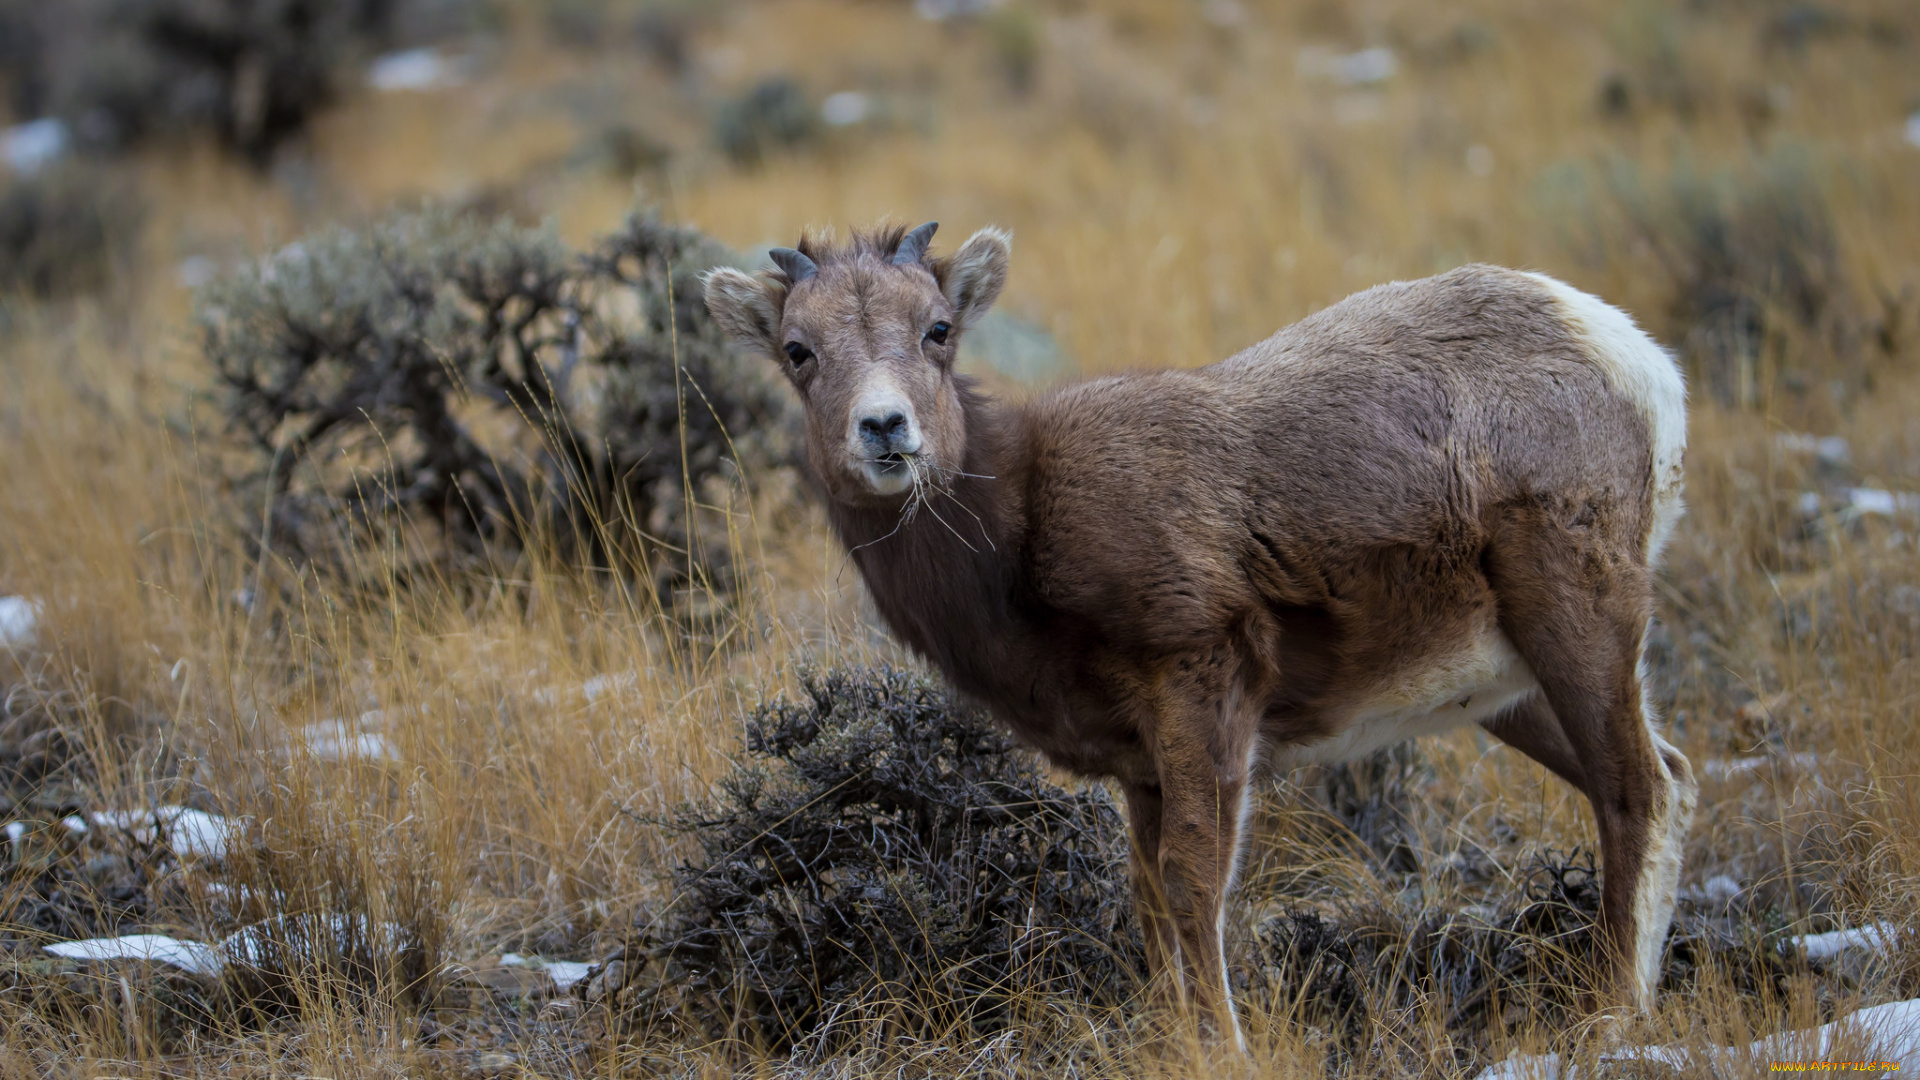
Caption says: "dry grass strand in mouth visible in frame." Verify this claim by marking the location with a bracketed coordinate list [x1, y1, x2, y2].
[899, 453, 989, 552]
[844, 453, 993, 560]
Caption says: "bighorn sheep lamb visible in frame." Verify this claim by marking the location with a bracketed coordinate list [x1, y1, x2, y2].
[704, 221, 1695, 1046]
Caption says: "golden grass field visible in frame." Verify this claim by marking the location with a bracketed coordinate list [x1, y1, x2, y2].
[2, 0, 1919, 1075]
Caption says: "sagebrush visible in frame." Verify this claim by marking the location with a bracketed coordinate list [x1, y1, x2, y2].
[581, 665, 1141, 1049]
[200, 207, 796, 596]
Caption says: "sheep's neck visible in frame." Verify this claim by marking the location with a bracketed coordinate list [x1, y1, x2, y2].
[826, 388, 1043, 705]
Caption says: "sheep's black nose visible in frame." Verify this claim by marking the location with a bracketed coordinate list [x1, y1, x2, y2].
[860, 411, 909, 442]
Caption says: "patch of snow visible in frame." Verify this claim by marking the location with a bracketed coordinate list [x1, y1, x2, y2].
[40, 913, 413, 982]
[913, 0, 1001, 20]
[220, 913, 408, 968]
[1795, 923, 1899, 961]
[2, 117, 70, 175]
[1477, 997, 1920, 1079]
[3, 821, 25, 848]
[1338, 47, 1397, 85]
[821, 91, 870, 127]
[581, 672, 636, 704]
[0, 595, 39, 647]
[176, 255, 218, 289]
[500, 952, 596, 990]
[1298, 46, 1398, 86]
[299, 718, 398, 762]
[367, 48, 463, 92]
[61, 814, 89, 834]
[1701, 752, 1820, 781]
[89, 807, 239, 861]
[198, 881, 286, 917]
[44, 934, 225, 978]
[545, 960, 594, 989]
[1775, 432, 1851, 465]
[1682, 874, 1743, 906]
[1742, 997, 1920, 1070]
[1845, 488, 1920, 518]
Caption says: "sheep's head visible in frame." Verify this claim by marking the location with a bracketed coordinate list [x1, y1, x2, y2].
[703, 222, 1010, 505]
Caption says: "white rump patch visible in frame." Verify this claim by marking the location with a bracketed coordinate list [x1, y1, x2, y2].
[1522, 272, 1688, 566]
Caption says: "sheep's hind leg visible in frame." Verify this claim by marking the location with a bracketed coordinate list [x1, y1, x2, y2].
[1486, 511, 1694, 1016]
[1122, 783, 1182, 993]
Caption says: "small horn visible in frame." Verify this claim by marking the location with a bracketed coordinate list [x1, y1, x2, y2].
[891, 221, 938, 266]
[768, 247, 817, 283]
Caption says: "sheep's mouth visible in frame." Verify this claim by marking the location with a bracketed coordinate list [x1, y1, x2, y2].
[860, 452, 919, 495]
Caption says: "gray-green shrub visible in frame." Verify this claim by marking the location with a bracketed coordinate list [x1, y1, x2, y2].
[199, 207, 795, 595]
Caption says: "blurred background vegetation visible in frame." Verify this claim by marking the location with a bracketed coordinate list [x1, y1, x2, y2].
[1, 1, 1918, 1077]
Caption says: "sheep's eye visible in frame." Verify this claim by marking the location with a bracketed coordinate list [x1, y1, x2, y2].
[926, 321, 951, 346]
[783, 341, 813, 365]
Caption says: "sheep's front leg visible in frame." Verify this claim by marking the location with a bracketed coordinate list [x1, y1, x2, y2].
[1149, 677, 1256, 1050]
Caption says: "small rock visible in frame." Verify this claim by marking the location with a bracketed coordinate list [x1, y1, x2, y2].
[472, 1051, 518, 1074]
[582, 958, 626, 1005]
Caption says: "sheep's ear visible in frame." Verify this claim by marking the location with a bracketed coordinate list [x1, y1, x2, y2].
[943, 227, 1011, 329]
[703, 268, 785, 354]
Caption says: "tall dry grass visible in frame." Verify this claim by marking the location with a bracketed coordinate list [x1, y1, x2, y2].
[2, 0, 1918, 1075]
